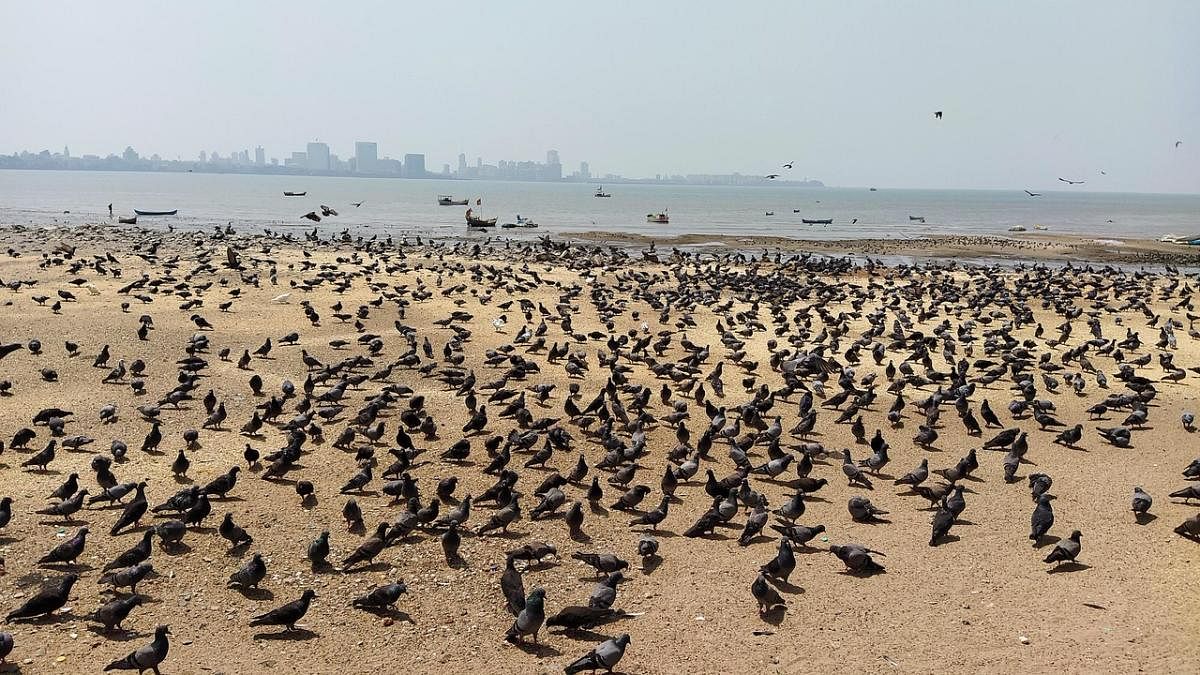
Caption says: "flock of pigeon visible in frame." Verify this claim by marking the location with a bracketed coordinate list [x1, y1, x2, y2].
[0, 223, 1197, 672]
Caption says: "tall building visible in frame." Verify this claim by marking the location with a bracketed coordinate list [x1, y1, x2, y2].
[546, 149, 560, 165]
[457, 153, 467, 176]
[199, 150, 207, 163]
[579, 161, 590, 181]
[403, 153, 426, 178]
[306, 142, 330, 171]
[355, 141, 378, 174]
[255, 146, 265, 165]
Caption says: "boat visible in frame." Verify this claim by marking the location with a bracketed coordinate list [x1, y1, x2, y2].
[765, 211, 775, 216]
[646, 211, 669, 224]
[118, 215, 137, 225]
[283, 191, 306, 197]
[869, 187, 878, 192]
[501, 215, 539, 229]
[1008, 225, 1027, 232]
[134, 209, 177, 216]
[465, 208, 496, 228]
[594, 186, 611, 198]
[802, 218, 832, 225]
[439, 195, 469, 206]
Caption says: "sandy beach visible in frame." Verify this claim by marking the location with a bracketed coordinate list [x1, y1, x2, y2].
[0, 222, 1196, 674]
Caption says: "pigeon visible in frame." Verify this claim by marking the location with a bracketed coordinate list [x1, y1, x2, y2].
[564, 633, 631, 674]
[249, 590, 317, 632]
[572, 552, 629, 576]
[99, 561, 153, 594]
[829, 543, 886, 574]
[759, 537, 796, 582]
[1030, 493, 1056, 545]
[92, 594, 146, 631]
[39, 526, 88, 565]
[341, 522, 388, 570]
[751, 572, 786, 614]
[505, 587, 546, 644]
[1043, 530, 1082, 566]
[103, 624, 170, 673]
[1131, 487, 1153, 516]
[352, 582, 407, 611]
[228, 553, 267, 589]
[7, 573, 78, 620]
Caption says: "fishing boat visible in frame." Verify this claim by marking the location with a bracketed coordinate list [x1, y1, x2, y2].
[594, 186, 611, 198]
[134, 209, 177, 216]
[465, 207, 496, 228]
[439, 195, 469, 206]
[502, 215, 539, 229]
[118, 215, 137, 225]
[765, 211, 775, 216]
[283, 191, 306, 197]
[869, 187, 878, 192]
[646, 211, 669, 224]
[802, 218, 833, 225]
[908, 216, 926, 223]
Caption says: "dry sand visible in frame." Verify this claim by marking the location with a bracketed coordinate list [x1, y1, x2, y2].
[0, 223, 1196, 674]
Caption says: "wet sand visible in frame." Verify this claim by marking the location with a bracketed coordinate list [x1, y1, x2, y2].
[0, 223, 1196, 673]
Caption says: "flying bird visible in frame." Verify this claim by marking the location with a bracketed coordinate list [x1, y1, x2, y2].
[765, 174, 780, 180]
[1057, 178, 1085, 185]
[1024, 190, 1041, 197]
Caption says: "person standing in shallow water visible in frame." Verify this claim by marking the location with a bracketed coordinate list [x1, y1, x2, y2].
[108, 203, 113, 218]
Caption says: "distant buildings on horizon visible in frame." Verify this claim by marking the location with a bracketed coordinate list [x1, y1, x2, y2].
[0, 142, 825, 187]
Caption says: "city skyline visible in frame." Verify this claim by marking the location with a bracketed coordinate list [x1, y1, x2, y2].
[0, 139, 824, 187]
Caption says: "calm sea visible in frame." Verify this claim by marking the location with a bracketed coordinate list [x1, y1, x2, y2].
[1, 169, 1198, 243]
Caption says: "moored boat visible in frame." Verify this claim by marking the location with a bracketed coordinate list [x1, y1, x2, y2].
[594, 186, 611, 198]
[465, 208, 496, 228]
[646, 211, 669, 224]
[802, 218, 832, 225]
[502, 215, 539, 229]
[134, 209, 177, 216]
[118, 215, 137, 225]
[908, 215, 926, 223]
[283, 191, 306, 196]
[439, 195, 469, 206]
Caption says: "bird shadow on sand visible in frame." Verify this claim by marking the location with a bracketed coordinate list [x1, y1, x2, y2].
[233, 587, 275, 601]
[1047, 562, 1091, 574]
[37, 518, 88, 527]
[39, 562, 95, 573]
[254, 628, 319, 641]
[86, 625, 145, 642]
[640, 555, 663, 575]
[768, 577, 805, 595]
[1134, 513, 1158, 525]
[931, 534, 961, 546]
[760, 606, 788, 626]
[358, 607, 414, 623]
[569, 530, 592, 544]
[1033, 535, 1061, 549]
[509, 641, 561, 657]
[10, 611, 75, 625]
[341, 561, 391, 574]
[160, 542, 193, 556]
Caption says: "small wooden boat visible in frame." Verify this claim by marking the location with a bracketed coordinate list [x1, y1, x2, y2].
[646, 211, 669, 224]
[118, 215, 137, 225]
[283, 191, 306, 197]
[908, 216, 926, 223]
[439, 195, 469, 206]
[802, 218, 832, 225]
[134, 209, 177, 216]
[869, 187, 878, 191]
[465, 209, 496, 228]
[594, 186, 611, 198]
[765, 211, 775, 216]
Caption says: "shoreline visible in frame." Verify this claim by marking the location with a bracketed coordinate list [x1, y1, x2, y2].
[5, 222, 1200, 266]
[563, 230, 1200, 264]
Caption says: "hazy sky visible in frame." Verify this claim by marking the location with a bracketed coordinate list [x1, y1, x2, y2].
[2, 1, 1197, 192]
